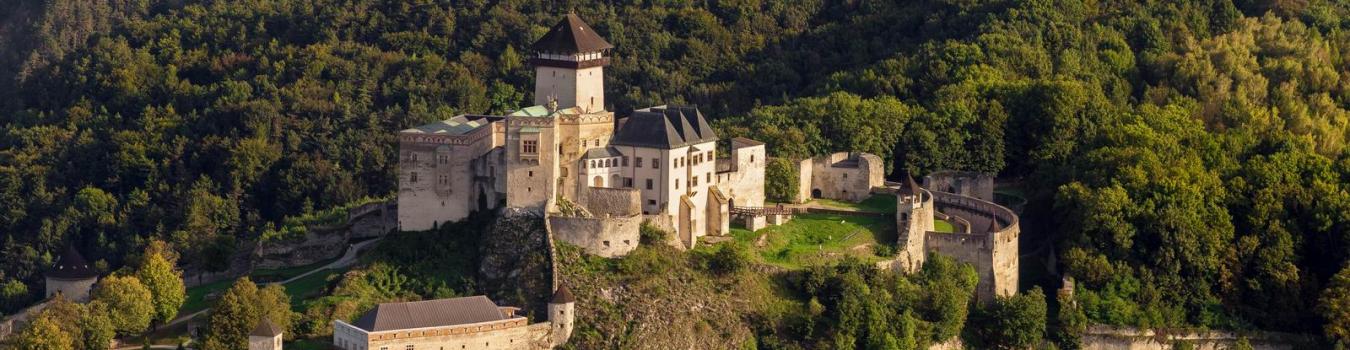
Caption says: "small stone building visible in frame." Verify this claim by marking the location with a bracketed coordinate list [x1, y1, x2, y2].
[796, 152, 885, 203]
[45, 246, 98, 303]
[249, 319, 283, 350]
[332, 288, 575, 350]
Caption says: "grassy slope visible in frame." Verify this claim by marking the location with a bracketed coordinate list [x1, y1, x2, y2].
[557, 243, 799, 350]
[730, 213, 896, 268]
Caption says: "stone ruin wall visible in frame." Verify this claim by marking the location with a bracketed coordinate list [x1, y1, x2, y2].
[576, 187, 641, 216]
[924, 190, 1020, 303]
[549, 187, 643, 257]
[799, 152, 885, 203]
[893, 188, 936, 272]
[923, 170, 995, 202]
[1080, 325, 1314, 350]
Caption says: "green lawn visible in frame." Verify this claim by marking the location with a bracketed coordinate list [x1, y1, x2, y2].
[181, 278, 236, 315]
[729, 212, 896, 268]
[284, 268, 343, 311]
[808, 194, 897, 213]
[934, 219, 955, 233]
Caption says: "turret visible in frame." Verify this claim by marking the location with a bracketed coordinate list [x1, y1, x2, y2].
[45, 246, 99, 303]
[531, 13, 613, 112]
[248, 319, 283, 350]
[548, 284, 576, 346]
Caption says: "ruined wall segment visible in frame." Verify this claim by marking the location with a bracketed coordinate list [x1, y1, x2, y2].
[925, 190, 1020, 303]
[802, 152, 884, 202]
[924, 171, 995, 202]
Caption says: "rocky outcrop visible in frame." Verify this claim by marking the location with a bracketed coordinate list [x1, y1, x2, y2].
[254, 203, 395, 269]
[478, 208, 555, 319]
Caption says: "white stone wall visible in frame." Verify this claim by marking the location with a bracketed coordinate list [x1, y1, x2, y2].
[505, 118, 558, 211]
[557, 112, 615, 200]
[248, 334, 282, 350]
[45, 277, 95, 303]
[534, 66, 604, 111]
[397, 123, 503, 231]
[334, 318, 552, 350]
[713, 143, 766, 208]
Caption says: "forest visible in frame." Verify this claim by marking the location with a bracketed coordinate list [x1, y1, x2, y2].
[2, 0, 1350, 347]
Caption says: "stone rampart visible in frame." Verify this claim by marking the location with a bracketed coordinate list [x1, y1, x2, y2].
[924, 170, 995, 202]
[926, 190, 1020, 302]
[1080, 325, 1315, 350]
[578, 187, 641, 216]
[548, 214, 642, 258]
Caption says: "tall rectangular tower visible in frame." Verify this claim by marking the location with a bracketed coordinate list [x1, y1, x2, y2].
[530, 14, 613, 112]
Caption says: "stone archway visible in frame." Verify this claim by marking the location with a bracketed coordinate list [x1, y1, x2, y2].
[593, 176, 604, 187]
[811, 189, 822, 198]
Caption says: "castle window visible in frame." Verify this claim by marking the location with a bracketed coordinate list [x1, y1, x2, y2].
[653, 161, 660, 169]
[439, 175, 448, 185]
[410, 172, 419, 183]
[522, 140, 538, 154]
[590, 160, 596, 168]
[692, 176, 698, 186]
[707, 151, 713, 159]
[676, 180, 680, 189]
[750, 155, 755, 162]
[528, 171, 534, 177]
[622, 157, 629, 166]
[636, 157, 644, 167]
[624, 178, 633, 187]
[562, 167, 568, 177]
[648, 200, 656, 206]
[646, 179, 653, 190]
[411, 153, 418, 161]
[603, 241, 610, 247]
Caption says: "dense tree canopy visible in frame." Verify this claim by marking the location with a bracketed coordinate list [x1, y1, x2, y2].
[2, 0, 1350, 345]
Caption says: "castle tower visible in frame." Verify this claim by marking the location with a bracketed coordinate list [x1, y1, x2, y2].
[548, 285, 576, 347]
[45, 246, 98, 303]
[895, 174, 932, 272]
[531, 13, 613, 112]
[248, 319, 283, 350]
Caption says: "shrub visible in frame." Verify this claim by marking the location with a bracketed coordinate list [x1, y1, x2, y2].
[639, 221, 670, 245]
[708, 242, 749, 275]
[766, 158, 799, 203]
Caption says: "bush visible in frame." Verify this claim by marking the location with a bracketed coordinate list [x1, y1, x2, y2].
[766, 158, 799, 203]
[708, 242, 750, 275]
[639, 221, 670, 245]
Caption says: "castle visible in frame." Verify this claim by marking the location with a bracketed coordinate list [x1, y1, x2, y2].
[385, 14, 1021, 350]
[396, 13, 767, 255]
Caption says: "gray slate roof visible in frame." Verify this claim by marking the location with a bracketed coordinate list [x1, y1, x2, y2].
[351, 296, 511, 332]
[250, 319, 283, 337]
[584, 146, 623, 159]
[401, 115, 502, 135]
[612, 105, 717, 149]
[532, 14, 614, 54]
[48, 246, 97, 280]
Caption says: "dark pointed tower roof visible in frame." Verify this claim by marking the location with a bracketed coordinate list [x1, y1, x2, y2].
[900, 173, 921, 196]
[250, 318, 283, 337]
[987, 216, 1002, 233]
[532, 14, 614, 54]
[48, 246, 97, 280]
[551, 284, 576, 304]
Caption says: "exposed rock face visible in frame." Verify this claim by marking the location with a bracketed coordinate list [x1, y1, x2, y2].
[254, 205, 395, 270]
[478, 208, 555, 318]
